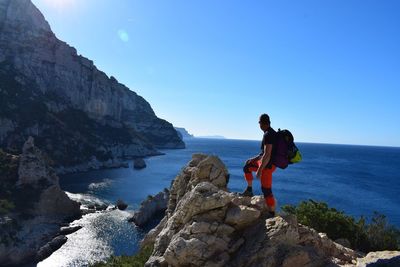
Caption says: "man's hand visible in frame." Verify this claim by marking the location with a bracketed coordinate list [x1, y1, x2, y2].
[246, 156, 259, 165]
[256, 167, 262, 179]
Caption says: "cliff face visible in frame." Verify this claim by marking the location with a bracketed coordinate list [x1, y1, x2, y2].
[0, 0, 184, 169]
[141, 154, 399, 267]
[174, 127, 194, 139]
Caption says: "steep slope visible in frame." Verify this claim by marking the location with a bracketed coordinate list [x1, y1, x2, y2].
[174, 127, 194, 139]
[0, 0, 184, 169]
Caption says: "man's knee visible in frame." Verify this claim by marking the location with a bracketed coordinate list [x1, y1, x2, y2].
[262, 187, 275, 207]
[261, 187, 273, 197]
[243, 164, 250, 173]
[243, 162, 254, 173]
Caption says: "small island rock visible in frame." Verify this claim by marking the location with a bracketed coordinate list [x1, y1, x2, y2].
[133, 158, 147, 169]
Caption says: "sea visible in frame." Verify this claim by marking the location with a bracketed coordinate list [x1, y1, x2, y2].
[37, 138, 400, 267]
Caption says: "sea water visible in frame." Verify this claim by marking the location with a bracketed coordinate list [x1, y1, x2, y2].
[38, 138, 400, 266]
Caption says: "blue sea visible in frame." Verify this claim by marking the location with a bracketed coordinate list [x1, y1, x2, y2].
[38, 138, 400, 267]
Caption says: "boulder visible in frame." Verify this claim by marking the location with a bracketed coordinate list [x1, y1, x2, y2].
[95, 204, 108, 211]
[34, 185, 80, 218]
[224, 205, 261, 229]
[59, 225, 82, 235]
[116, 199, 128, 210]
[129, 189, 169, 227]
[166, 153, 229, 218]
[133, 158, 147, 169]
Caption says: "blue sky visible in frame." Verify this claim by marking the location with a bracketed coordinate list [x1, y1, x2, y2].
[32, 0, 400, 146]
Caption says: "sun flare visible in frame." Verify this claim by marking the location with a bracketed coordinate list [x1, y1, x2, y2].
[41, 0, 76, 10]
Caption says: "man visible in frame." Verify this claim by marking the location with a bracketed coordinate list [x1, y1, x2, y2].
[241, 113, 277, 216]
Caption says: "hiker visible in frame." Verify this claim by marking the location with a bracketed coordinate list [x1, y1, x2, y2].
[241, 113, 277, 216]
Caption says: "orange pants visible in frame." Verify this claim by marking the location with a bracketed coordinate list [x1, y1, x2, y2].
[243, 158, 277, 207]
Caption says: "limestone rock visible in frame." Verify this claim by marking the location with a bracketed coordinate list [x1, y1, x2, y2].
[335, 238, 351, 249]
[17, 136, 58, 187]
[59, 225, 82, 235]
[34, 184, 80, 218]
[356, 251, 400, 267]
[142, 154, 398, 267]
[167, 154, 229, 217]
[129, 189, 169, 227]
[225, 205, 261, 229]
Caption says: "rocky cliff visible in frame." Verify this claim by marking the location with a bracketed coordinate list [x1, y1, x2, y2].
[0, 0, 184, 170]
[141, 154, 400, 267]
[0, 137, 80, 266]
[174, 127, 194, 139]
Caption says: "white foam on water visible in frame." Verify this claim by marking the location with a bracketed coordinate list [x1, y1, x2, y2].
[66, 192, 108, 206]
[88, 178, 113, 191]
[38, 210, 139, 267]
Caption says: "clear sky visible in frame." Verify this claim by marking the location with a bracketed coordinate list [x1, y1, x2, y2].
[31, 0, 400, 146]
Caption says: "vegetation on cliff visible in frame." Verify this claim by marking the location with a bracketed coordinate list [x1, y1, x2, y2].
[91, 245, 153, 267]
[0, 149, 18, 213]
[0, 149, 19, 245]
[282, 199, 400, 253]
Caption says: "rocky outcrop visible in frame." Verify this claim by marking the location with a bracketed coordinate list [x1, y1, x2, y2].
[129, 189, 169, 227]
[116, 199, 128, 211]
[174, 127, 194, 139]
[17, 136, 58, 187]
[0, 137, 80, 266]
[133, 158, 147, 169]
[356, 251, 400, 267]
[142, 154, 399, 267]
[35, 235, 67, 262]
[17, 137, 80, 217]
[0, 0, 184, 171]
[59, 225, 82, 235]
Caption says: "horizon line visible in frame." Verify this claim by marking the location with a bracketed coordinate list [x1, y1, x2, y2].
[185, 136, 400, 149]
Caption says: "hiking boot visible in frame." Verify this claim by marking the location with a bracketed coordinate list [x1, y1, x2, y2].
[240, 189, 254, 197]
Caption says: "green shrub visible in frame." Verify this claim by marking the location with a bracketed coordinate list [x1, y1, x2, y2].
[364, 212, 400, 252]
[0, 199, 15, 215]
[0, 216, 20, 246]
[91, 245, 153, 267]
[282, 199, 400, 253]
[0, 149, 19, 181]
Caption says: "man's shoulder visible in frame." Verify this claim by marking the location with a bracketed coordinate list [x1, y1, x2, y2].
[262, 127, 277, 144]
[264, 127, 277, 137]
